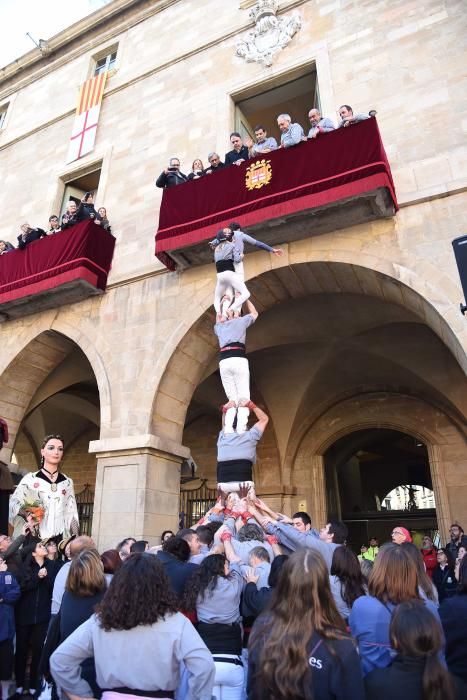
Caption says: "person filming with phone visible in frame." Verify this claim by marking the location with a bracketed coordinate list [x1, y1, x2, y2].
[155, 156, 187, 188]
[76, 191, 99, 222]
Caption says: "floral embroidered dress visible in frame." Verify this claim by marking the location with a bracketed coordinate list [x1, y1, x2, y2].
[9, 471, 79, 538]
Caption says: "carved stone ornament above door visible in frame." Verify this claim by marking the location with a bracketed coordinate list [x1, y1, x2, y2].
[236, 0, 302, 67]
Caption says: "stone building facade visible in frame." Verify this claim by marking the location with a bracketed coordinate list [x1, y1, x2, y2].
[0, 0, 466, 549]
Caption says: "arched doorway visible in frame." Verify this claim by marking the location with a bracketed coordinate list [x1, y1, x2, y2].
[164, 263, 467, 540]
[324, 428, 438, 548]
[0, 330, 101, 535]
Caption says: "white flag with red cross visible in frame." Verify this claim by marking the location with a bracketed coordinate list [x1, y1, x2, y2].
[66, 72, 107, 163]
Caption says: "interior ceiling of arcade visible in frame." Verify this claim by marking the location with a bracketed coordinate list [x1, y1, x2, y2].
[11, 337, 99, 481]
[183, 290, 467, 488]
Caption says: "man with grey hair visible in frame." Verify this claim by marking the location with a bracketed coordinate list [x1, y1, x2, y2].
[307, 108, 335, 138]
[155, 156, 187, 188]
[277, 113, 304, 148]
[205, 151, 226, 174]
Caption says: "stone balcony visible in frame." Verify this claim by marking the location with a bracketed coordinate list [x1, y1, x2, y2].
[155, 118, 398, 270]
[0, 221, 115, 321]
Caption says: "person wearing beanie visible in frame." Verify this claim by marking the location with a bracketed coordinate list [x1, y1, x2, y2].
[391, 526, 412, 545]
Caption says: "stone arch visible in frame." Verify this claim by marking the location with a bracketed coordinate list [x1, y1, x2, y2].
[290, 392, 467, 543]
[151, 260, 467, 444]
[0, 323, 110, 462]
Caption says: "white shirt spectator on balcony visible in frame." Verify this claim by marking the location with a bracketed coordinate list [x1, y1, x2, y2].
[307, 109, 335, 138]
[277, 113, 304, 148]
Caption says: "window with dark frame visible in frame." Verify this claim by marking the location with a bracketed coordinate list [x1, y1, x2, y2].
[0, 104, 9, 129]
[94, 51, 117, 76]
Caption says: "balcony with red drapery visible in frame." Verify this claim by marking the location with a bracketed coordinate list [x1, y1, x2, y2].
[155, 118, 398, 270]
[0, 220, 115, 321]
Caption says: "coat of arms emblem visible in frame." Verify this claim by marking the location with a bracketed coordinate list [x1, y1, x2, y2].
[245, 159, 272, 190]
[236, 0, 301, 67]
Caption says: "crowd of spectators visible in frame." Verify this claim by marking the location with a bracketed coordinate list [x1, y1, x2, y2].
[0, 193, 111, 258]
[156, 104, 374, 189]
[1, 509, 467, 700]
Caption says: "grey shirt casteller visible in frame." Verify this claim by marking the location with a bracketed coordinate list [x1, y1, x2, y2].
[214, 314, 255, 348]
[217, 426, 262, 463]
[214, 241, 242, 264]
[196, 563, 243, 624]
[50, 612, 215, 699]
[51, 560, 71, 614]
[265, 521, 340, 569]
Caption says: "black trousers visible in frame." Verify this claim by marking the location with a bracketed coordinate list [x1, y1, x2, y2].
[15, 622, 48, 690]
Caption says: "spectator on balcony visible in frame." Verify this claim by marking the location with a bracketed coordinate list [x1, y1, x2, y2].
[155, 157, 188, 188]
[17, 223, 47, 249]
[205, 152, 226, 175]
[338, 104, 370, 128]
[307, 108, 335, 138]
[246, 125, 278, 157]
[225, 132, 249, 166]
[0, 240, 15, 255]
[277, 113, 305, 148]
[47, 215, 62, 234]
[76, 192, 99, 223]
[96, 207, 111, 232]
[187, 158, 205, 180]
[61, 201, 78, 229]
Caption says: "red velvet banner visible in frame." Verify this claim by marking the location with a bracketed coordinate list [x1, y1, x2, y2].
[0, 221, 115, 303]
[155, 119, 398, 268]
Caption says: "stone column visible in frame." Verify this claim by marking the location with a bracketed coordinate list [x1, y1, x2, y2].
[89, 434, 190, 551]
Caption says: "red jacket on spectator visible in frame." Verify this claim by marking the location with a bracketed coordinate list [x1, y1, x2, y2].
[421, 547, 438, 578]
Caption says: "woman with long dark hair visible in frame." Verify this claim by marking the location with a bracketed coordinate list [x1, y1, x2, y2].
[330, 545, 367, 621]
[183, 553, 244, 700]
[248, 548, 365, 700]
[51, 553, 215, 700]
[9, 434, 79, 540]
[365, 600, 458, 700]
[349, 543, 440, 675]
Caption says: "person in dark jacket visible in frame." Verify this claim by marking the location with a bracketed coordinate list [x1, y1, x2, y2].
[61, 201, 78, 229]
[0, 557, 21, 700]
[433, 548, 458, 602]
[0, 522, 39, 582]
[76, 192, 98, 222]
[15, 541, 57, 694]
[248, 549, 365, 700]
[59, 549, 107, 697]
[439, 556, 467, 685]
[224, 132, 249, 166]
[365, 600, 461, 700]
[155, 157, 187, 188]
[155, 536, 198, 599]
[204, 152, 226, 175]
[17, 223, 47, 249]
[0, 240, 15, 255]
[446, 523, 467, 560]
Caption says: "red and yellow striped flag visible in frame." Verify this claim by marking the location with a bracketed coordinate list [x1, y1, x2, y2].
[67, 72, 108, 163]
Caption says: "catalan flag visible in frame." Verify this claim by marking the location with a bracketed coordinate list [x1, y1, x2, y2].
[66, 72, 107, 163]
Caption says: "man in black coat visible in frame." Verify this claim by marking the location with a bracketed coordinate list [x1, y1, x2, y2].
[155, 157, 187, 188]
[224, 132, 249, 166]
[204, 152, 226, 175]
[446, 523, 467, 560]
[17, 223, 47, 249]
